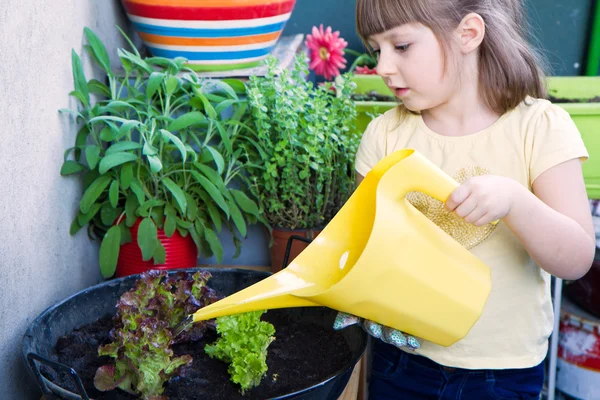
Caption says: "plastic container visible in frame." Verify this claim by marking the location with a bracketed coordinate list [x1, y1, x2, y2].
[22, 268, 367, 400]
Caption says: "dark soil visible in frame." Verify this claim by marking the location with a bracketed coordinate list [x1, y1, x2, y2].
[42, 310, 352, 400]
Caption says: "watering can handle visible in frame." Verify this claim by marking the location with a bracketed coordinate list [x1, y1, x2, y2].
[373, 150, 500, 225]
[370, 150, 459, 204]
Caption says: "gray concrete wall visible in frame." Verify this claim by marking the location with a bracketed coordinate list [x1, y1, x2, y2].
[0, 1, 136, 398]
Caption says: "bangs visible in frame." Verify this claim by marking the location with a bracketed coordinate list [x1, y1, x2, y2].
[356, 0, 433, 44]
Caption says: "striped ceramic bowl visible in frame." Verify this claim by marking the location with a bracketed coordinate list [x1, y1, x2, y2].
[121, 0, 296, 71]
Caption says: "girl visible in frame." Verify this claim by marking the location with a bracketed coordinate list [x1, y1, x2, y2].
[353, 0, 596, 398]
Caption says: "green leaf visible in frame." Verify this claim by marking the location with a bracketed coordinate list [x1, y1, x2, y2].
[71, 49, 89, 106]
[138, 199, 165, 217]
[163, 178, 187, 214]
[205, 146, 225, 175]
[84, 27, 111, 73]
[106, 141, 142, 156]
[117, 48, 153, 74]
[89, 116, 141, 126]
[147, 155, 163, 173]
[109, 180, 119, 208]
[191, 171, 229, 217]
[116, 25, 140, 57]
[99, 153, 138, 174]
[130, 179, 146, 205]
[70, 217, 83, 235]
[164, 214, 176, 237]
[153, 242, 166, 265]
[77, 203, 102, 227]
[85, 146, 101, 169]
[138, 218, 158, 261]
[125, 194, 139, 226]
[204, 228, 223, 262]
[60, 160, 86, 176]
[80, 175, 111, 214]
[99, 226, 121, 278]
[120, 163, 133, 189]
[75, 125, 90, 160]
[143, 142, 158, 156]
[231, 189, 259, 216]
[195, 164, 225, 187]
[101, 204, 119, 226]
[119, 222, 132, 245]
[194, 93, 217, 119]
[227, 199, 247, 237]
[166, 75, 179, 95]
[214, 120, 233, 154]
[88, 79, 111, 97]
[184, 192, 197, 220]
[160, 129, 187, 162]
[99, 126, 116, 142]
[146, 72, 164, 98]
[117, 121, 138, 140]
[167, 112, 206, 132]
[206, 202, 222, 233]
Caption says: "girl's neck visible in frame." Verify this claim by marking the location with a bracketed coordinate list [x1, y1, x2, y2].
[421, 75, 501, 137]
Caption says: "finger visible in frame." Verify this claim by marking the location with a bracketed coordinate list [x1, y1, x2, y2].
[473, 212, 495, 227]
[445, 184, 471, 212]
[453, 194, 478, 219]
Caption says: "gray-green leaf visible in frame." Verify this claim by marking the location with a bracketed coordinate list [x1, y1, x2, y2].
[167, 112, 206, 132]
[99, 226, 121, 278]
[163, 178, 187, 214]
[99, 153, 138, 174]
[60, 161, 86, 176]
[138, 218, 158, 262]
[84, 27, 111, 73]
[85, 146, 101, 169]
[231, 189, 260, 215]
[80, 175, 111, 214]
[204, 228, 223, 262]
[109, 180, 119, 208]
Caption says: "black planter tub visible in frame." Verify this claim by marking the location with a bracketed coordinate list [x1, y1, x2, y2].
[22, 268, 367, 400]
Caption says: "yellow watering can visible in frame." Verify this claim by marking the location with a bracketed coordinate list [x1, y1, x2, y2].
[183, 149, 492, 347]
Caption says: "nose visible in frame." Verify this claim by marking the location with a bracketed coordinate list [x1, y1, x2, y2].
[375, 49, 397, 77]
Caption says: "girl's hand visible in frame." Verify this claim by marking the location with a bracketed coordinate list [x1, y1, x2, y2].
[445, 175, 518, 226]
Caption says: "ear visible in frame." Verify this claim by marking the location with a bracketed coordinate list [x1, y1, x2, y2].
[456, 13, 485, 54]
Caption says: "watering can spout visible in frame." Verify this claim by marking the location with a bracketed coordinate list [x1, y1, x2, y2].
[191, 269, 321, 323]
[188, 149, 492, 347]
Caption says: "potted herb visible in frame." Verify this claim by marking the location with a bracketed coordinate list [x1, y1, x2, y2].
[241, 55, 360, 271]
[60, 28, 263, 278]
[22, 269, 367, 399]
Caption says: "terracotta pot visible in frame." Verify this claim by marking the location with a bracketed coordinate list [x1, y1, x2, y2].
[565, 254, 600, 319]
[268, 227, 321, 272]
[115, 219, 198, 278]
[120, 0, 297, 72]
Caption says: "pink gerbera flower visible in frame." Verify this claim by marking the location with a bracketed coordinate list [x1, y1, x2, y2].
[305, 24, 348, 80]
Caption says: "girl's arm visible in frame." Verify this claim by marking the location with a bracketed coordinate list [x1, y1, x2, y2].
[503, 159, 595, 280]
[446, 158, 595, 280]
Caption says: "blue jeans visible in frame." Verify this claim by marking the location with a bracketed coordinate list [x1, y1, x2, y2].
[369, 341, 545, 400]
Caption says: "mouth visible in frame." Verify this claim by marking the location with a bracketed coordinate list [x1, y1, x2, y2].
[393, 87, 410, 97]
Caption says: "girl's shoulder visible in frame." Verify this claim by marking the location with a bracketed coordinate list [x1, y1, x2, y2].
[509, 96, 574, 128]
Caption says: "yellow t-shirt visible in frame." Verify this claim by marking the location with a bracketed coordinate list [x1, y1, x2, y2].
[355, 98, 589, 369]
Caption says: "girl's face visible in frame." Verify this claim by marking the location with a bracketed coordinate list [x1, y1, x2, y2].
[369, 23, 458, 112]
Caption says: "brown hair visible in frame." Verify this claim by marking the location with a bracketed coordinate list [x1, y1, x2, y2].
[356, 0, 548, 114]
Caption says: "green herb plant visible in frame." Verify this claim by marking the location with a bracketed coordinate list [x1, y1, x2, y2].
[242, 55, 360, 230]
[60, 28, 264, 277]
[94, 270, 219, 399]
[205, 310, 275, 394]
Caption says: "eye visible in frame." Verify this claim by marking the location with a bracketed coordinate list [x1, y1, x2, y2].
[395, 44, 410, 52]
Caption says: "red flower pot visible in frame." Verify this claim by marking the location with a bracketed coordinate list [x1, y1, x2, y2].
[115, 219, 198, 278]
